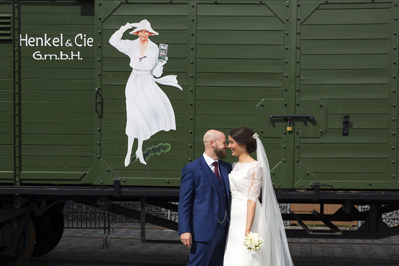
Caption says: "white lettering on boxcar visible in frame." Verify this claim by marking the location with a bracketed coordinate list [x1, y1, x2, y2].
[20, 33, 92, 61]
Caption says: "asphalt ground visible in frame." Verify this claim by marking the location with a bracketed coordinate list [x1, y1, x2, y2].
[27, 223, 399, 266]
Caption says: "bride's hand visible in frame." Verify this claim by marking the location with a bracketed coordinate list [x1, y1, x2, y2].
[245, 230, 251, 236]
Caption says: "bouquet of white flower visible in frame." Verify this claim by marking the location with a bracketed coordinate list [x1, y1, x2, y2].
[243, 232, 264, 252]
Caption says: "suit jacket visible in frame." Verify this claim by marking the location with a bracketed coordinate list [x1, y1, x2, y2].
[178, 156, 232, 242]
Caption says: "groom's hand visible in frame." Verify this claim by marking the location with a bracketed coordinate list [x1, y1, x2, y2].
[180, 232, 192, 248]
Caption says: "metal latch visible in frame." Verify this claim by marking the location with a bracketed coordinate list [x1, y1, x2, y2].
[342, 115, 350, 136]
[270, 115, 316, 132]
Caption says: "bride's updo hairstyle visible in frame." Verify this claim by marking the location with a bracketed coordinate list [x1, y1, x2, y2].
[229, 127, 257, 154]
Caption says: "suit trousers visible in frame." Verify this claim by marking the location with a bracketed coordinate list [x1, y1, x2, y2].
[187, 223, 228, 266]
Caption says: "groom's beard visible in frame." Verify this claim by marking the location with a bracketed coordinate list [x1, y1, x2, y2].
[215, 147, 226, 159]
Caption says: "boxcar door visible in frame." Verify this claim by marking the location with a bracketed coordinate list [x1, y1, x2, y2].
[293, 0, 398, 189]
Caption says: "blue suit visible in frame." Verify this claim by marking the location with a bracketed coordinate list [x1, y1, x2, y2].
[178, 156, 232, 266]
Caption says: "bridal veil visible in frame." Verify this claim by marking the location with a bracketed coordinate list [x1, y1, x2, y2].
[256, 137, 294, 266]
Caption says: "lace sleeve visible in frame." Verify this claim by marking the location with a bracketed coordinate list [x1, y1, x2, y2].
[247, 162, 262, 202]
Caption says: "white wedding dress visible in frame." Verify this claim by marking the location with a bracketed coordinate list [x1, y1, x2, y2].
[224, 138, 294, 266]
[224, 161, 266, 265]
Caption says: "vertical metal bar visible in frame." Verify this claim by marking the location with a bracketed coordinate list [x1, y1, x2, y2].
[12, 0, 20, 188]
[141, 198, 146, 243]
[187, 2, 197, 163]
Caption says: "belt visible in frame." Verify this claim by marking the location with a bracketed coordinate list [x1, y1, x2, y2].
[133, 69, 151, 76]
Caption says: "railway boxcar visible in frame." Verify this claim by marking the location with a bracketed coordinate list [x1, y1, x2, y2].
[2, 0, 399, 264]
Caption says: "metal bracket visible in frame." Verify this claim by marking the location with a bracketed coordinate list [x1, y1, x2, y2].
[311, 182, 333, 201]
[95, 88, 103, 118]
[343, 115, 350, 136]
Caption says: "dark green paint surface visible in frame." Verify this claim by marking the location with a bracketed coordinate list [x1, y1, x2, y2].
[0, 0, 398, 190]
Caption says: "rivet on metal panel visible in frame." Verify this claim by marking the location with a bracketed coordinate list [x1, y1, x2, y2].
[394, 75, 397, 79]
[98, 1, 102, 6]
[296, 103, 299, 106]
[260, 130, 264, 133]
[296, 74, 300, 78]
[296, 145, 299, 148]
[190, 61, 194, 64]
[392, 118, 396, 121]
[189, 144, 192, 147]
[191, 32, 194, 36]
[395, 17, 398, 21]
[392, 132, 396, 135]
[320, 104, 323, 107]
[189, 102, 193, 106]
[191, 46, 194, 50]
[283, 159, 286, 162]
[392, 146, 396, 150]
[284, 88, 288, 91]
[393, 104, 396, 107]
[98, 58, 101, 62]
[392, 175, 396, 179]
[284, 103, 288, 106]
[296, 159, 299, 162]
[285, 32, 289, 35]
[296, 131, 299, 135]
[261, 104, 264, 107]
[97, 155, 100, 159]
[368, 182, 372, 186]
[190, 74, 193, 78]
[394, 90, 397, 93]
[285, 46, 288, 50]
[272, 172, 275, 175]
[285, 60, 288, 64]
[98, 31, 101, 34]
[283, 145, 286, 149]
[97, 128, 101, 131]
[394, 32, 398, 35]
[97, 141, 100, 145]
[297, 32, 300, 35]
[306, 172, 309, 175]
[189, 116, 193, 120]
[191, 4, 195, 7]
[191, 18, 195, 22]
[286, 18, 289, 22]
[296, 60, 300, 63]
[100, 180, 103, 184]
[297, 18, 300, 21]
[297, 3, 300, 6]
[284, 74, 288, 78]
[395, 3, 398, 6]
[107, 168, 110, 172]
[189, 130, 193, 134]
[394, 47, 397, 50]
[286, 4, 289, 7]
[122, 179, 126, 182]
[98, 44, 101, 48]
[296, 88, 300, 92]
[98, 16, 101, 20]
[166, 180, 170, 184]
[189, 158, 192, 161]
[296, 46, 300, 49]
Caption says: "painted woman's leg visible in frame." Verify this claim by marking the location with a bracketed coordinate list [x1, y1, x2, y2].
[124, 136, 134, 167]
[136, 139, 146, 165]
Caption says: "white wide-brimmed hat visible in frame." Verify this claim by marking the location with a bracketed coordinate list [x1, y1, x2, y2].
[129, 19, 159, 35]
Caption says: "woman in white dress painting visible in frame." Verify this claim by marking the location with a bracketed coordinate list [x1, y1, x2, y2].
[224, 127, 294, 266]
[109, 19, 182, 166]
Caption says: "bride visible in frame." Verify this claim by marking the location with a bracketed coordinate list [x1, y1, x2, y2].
[223, 127, 294, 265]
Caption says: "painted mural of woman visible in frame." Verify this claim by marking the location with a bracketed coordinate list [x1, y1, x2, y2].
[109, 19, 182, 166]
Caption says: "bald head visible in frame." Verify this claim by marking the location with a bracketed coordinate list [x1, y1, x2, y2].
[203, 130, 227, 160]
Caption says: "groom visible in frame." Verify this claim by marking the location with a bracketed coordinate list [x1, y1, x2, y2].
[178, 130, 232, 266]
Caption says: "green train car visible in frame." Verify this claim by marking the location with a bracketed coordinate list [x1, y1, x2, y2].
[2, 0, 399, 264]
